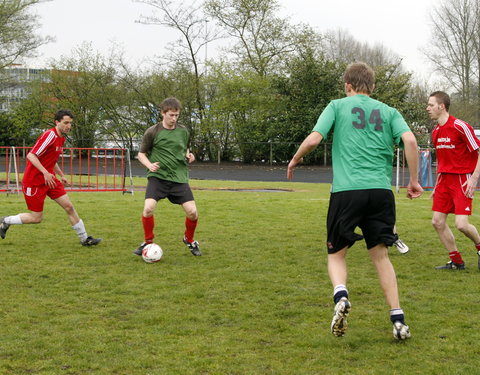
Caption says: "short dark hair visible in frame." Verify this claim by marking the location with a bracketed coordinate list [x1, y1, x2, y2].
[54, 109, 74, 122]
[343, 62, 375, 95]
[159, 97, 182, 113]
[429, 91, 450, 111]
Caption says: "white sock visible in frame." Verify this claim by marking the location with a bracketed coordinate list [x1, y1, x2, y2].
[333, 284, 348, 296]
[4, 215, 23, 225]
[390, 308, 404, 316]
[72, 219, 88, 242]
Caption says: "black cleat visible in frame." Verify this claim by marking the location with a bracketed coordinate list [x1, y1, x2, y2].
[133, 242, 147, 256]
[435, 260, 465, 270]
[81, 236, 102, 246]
[183, 237, 202, 256]
[0, 217, 10, 239]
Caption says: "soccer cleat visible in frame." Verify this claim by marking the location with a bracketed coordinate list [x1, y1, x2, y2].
[183, 237, 202, 256]
[478, 251, 480, 270]
[81, 236, 102, 246]
[435, 260, 465, 270]
[393, 238, 409, 254]
[393, 321, 411, 340]
[331, 297, 351, 337]
[133, 242, 148, 256]
[0, 216, 10, 239]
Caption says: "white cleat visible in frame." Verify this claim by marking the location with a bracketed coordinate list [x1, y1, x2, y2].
[331, 297, 351, 337]
[393, 321, 411, 340]
[393, 238, 409, 254]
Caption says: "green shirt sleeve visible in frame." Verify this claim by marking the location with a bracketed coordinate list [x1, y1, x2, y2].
[390, 109, 411, 149]
[312, 102, 336, 138]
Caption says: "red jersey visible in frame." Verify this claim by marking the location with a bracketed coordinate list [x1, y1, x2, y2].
[432, 115, 480, 174]
[22, 127, 65, 186]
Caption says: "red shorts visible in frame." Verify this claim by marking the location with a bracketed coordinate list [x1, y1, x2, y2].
[432, 173, 473, 215]
[22, 178, 67, 212]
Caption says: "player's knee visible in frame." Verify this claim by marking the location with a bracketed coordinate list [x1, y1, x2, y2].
[432, 218, 444, 230]
[186, 210, 198, 221]
[143, 208, 155, 217]
[31, 213, 43, 224]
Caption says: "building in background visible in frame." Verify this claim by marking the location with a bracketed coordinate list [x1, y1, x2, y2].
[0, 64, 50, 112]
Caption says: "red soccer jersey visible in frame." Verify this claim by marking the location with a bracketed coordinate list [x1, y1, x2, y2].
[432, 115, 480, 174]
[22, 127, 65, 186]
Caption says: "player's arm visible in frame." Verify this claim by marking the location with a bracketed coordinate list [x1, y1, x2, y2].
[401, 131, 423, 199]
[26, 152, 56, 188]
[287, 131, 323, 180]
[137, 152, 160, 172]
[54, 163, 69, 185]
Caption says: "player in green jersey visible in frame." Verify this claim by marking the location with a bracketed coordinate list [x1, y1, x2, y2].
[133, 97, 201, 257]
[287, 62, 423, 340]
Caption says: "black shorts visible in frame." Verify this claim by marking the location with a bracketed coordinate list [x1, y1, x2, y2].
[326, 189, 396, 253]
[145, 176, 194, 205]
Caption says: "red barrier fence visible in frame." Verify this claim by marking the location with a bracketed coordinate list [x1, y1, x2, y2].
[0, 147, 133, 194]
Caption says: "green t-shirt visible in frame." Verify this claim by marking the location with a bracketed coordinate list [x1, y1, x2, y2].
[312, 94, 410, 193]
[139, 123, 190, 183]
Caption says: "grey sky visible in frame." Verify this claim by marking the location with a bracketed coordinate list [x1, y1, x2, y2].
[28, 0, 434, 80]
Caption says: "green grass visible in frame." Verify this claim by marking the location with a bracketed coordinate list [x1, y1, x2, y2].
[1, 179, 480, 374]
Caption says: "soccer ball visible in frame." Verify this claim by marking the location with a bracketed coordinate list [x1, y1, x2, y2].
[142, 243, 163, 263]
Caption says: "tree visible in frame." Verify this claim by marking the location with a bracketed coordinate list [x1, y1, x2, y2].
[323, 29, 402, 68]
[0, 111, 16, 145]
[205, 0, 300, 76]
[9, 78, 51, 145]
[0, 0, 51, 70]
[425, 0, 479, 124]
[134, 0, 219, 145]
[12, 44, 119, 149]
[206, 63, 278, 162]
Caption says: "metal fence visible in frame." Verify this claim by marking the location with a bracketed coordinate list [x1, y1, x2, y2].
[0, 146, 134, 194]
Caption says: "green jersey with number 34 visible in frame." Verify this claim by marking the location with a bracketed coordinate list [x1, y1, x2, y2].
[312, 94, 411, 193]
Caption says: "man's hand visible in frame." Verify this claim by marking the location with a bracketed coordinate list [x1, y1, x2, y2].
[287, 157, 303, 180]
[148, 162, 160, 172]
[463, 174, 479, 198]
[406, 181, 423, 199]
[186, 152, 195, 164]
[59, 175, 69, 186]
[43, 172, 56, 188]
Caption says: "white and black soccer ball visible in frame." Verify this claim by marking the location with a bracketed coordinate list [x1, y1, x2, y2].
[142, 243, 163, 263]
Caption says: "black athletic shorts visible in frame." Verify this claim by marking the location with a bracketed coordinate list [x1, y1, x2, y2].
[145, 176, 194, 204]
[326, 189, 396, 254]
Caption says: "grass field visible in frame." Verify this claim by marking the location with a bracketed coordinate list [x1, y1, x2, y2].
[1, 178, 480, 374]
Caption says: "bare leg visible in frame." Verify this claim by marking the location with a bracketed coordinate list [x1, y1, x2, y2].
[54, 194, 81, 226]
[432, 211, 457, 252]
[455, 215, 480, 245]
[181, 200, 198, 221]
[328, 247, 348, 287]
[18, 211, 44, 224]
[143, 198, 158, 218]
[369, 244, 400, 309]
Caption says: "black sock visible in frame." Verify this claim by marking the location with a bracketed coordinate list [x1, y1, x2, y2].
[333, 290, 348, 304]
[390, 308, 405, 324]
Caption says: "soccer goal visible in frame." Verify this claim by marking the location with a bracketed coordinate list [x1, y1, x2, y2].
[0, 146, 134, 195]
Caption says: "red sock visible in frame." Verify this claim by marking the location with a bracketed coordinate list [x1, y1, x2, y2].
[475, 243, 480, 251]
[184, 217, 198, 243]
[142, 215, 154, 243]
[449, 251, 463, 264]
